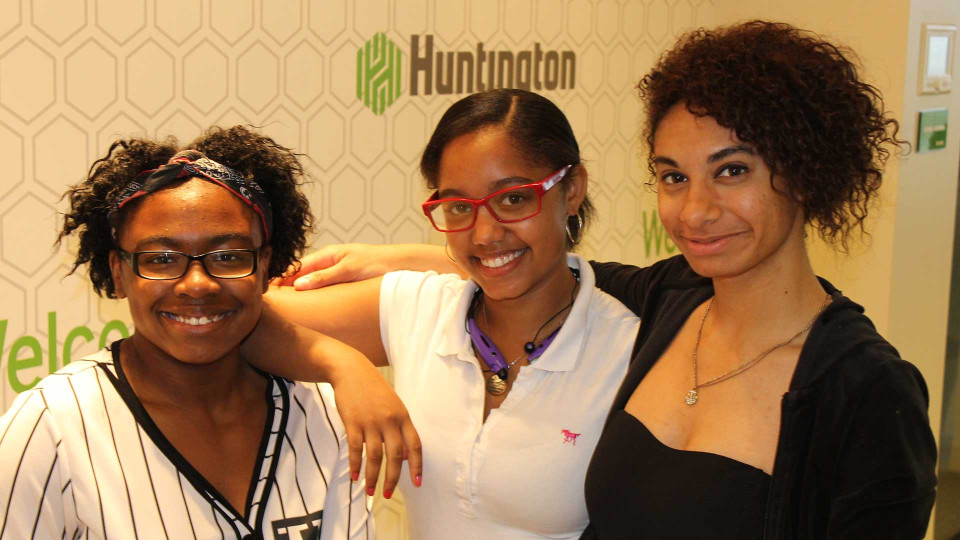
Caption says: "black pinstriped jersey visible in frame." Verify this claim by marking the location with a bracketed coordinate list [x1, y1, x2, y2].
[0, 344, 373, 540]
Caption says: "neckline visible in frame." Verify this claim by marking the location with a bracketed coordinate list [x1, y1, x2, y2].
[105, 339, 285, 529]
[440, 254, 595, 373]
[615, 408, 772, 478]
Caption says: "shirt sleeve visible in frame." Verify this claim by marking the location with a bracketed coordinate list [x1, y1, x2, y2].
[379, 270, 454, 371]
[589, 261, 658, 316]
[825, 358, 937, 539]
[0, 389, 74, 540]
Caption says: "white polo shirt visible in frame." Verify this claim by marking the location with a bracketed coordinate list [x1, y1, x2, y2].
[379, 254, 639, 540]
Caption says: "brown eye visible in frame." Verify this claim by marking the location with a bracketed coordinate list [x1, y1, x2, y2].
[661, 172, 687, 184]
[717, 164, 748, 177]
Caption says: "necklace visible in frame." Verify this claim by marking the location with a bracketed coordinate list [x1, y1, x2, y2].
[685, 293, 831, 405]
[468, 268, 580, 395]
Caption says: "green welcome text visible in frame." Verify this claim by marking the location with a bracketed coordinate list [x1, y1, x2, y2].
[2, 312, 130, 393]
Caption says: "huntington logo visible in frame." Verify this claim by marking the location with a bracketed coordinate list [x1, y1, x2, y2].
[356, 33, 578, 114]
[356, 32, 403, 115]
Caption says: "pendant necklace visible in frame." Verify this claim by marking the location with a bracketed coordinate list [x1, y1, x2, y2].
[468, 268, 579, 396]
[686, 293, 831, 405]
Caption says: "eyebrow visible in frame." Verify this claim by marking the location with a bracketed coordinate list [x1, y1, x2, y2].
[134, 232, 254, 251]
[707, 145, 756, 163]
[437, 176, 532, 199]
[652, 145, 757, 168]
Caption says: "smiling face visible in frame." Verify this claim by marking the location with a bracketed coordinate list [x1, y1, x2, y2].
[653, 104, 806, 281]
[436, 127, 585, 301]
[109, 177, 271, 365]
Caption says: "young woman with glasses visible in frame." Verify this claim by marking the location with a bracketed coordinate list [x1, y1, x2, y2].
[0, 127, 374, 539]
[263, 22, 938, 539]
[245, 89, 641, 539]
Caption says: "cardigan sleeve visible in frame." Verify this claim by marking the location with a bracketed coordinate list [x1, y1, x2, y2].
[590, 257, 689, 316]
[825, 358, 937, 539]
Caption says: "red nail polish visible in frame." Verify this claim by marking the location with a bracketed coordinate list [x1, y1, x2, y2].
[350, 471, 359, 482]
[383, 490, 393, 499]
[366, 486, 375, 496]
[414, 474, 422, 487]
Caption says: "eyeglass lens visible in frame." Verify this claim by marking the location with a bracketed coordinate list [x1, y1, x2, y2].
[427, 185, 541, 231]
[135, 250, 256, 279]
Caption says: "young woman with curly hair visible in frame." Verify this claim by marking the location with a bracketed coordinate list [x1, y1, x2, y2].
[575, 21, 936, 539]
[0, 126, 373, 539]
[271, 21, 938, 539]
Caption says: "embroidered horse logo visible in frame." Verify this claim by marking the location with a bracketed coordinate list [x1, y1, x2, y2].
[561, 429, 581, 445]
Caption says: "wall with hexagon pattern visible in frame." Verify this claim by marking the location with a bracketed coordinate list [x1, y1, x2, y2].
[0, 0, 720, 409]
[0, 1, 720, 535]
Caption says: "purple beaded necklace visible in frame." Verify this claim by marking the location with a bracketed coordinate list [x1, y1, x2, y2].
[467, 268, 580, 395]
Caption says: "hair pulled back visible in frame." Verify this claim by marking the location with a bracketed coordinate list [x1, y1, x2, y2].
[420, 89, 594, 245]
[57, 125, 313, 298]
[639, 20, 904, 248]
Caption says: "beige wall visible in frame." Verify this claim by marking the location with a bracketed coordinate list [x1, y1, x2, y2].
[892, 2, 960, 538]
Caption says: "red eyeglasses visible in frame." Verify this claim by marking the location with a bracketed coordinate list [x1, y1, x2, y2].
[421, 165, 573, 232]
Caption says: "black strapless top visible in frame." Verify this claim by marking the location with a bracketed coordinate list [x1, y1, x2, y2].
[583, 409, 771, 539]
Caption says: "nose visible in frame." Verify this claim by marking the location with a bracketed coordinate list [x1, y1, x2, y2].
[678, 179, 721, 229]
[174, 260, 220, 298]
[471, 204, 507, 245]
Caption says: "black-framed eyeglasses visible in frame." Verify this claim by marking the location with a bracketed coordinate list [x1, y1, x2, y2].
[421, 165, 573, 233]
[118, 249, 260, 280]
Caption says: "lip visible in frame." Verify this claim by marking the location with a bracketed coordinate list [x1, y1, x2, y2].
[472, 248, 526, 277]
[678, 232, 744, 256]
[159, 309, 236, 331]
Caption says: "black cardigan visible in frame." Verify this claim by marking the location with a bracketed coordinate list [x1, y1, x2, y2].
[582, 255, 937, 539]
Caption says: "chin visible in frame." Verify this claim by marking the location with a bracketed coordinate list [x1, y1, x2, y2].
[685, 251, 776, 281]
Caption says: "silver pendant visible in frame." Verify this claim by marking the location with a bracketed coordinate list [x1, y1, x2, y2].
[685, 389, 699, 405]
[486, 374, 507, 395]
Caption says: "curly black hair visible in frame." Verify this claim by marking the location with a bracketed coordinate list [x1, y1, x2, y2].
[56, 125, 314, 298]
[639, 20, 905, 249]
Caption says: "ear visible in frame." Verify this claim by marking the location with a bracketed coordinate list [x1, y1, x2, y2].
[564, 165, 588, 216]
[259, 246, 273, 294]
[108, 250, 127, 299]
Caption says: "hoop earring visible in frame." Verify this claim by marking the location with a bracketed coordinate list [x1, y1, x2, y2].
[444, 242, 457, 263]
[566, 214, 583, 245]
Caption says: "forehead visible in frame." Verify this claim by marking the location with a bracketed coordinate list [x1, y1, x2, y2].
[117, 177, 262, 248]
[436, 128, 549, 191]
[653, 105, 741, 158]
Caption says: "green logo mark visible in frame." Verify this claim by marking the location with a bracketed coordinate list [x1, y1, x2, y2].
[356, 32, 403, 115]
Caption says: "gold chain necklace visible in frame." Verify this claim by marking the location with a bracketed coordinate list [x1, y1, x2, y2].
[685, 293, 831, 405]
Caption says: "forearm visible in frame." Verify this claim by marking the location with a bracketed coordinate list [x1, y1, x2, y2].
[242, 303, 381, 381]
[285, 243, 467, 290]
[390, 243, 466, 277]
[264, 277, 387, 365]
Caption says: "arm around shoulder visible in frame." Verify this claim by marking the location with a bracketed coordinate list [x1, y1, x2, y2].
[263, 276, 387, 367]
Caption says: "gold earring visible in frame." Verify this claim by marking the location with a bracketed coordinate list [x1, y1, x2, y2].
[566, 214, 583, 245]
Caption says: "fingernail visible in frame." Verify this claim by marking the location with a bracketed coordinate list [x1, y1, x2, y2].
[350, 471, 359, 482]
[383, 489, 393, 499]
[294, 277, 308, 288]
[414, 474, 422, 487]
[366, 486, 375, 496]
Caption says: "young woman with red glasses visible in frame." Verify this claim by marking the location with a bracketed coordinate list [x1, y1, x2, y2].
[246, 89, 640, 539]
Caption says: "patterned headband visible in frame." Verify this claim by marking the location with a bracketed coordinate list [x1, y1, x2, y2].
[113, 150, 273, 241]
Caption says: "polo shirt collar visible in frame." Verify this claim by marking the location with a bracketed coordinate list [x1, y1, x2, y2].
[435, 253, 593, 373]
